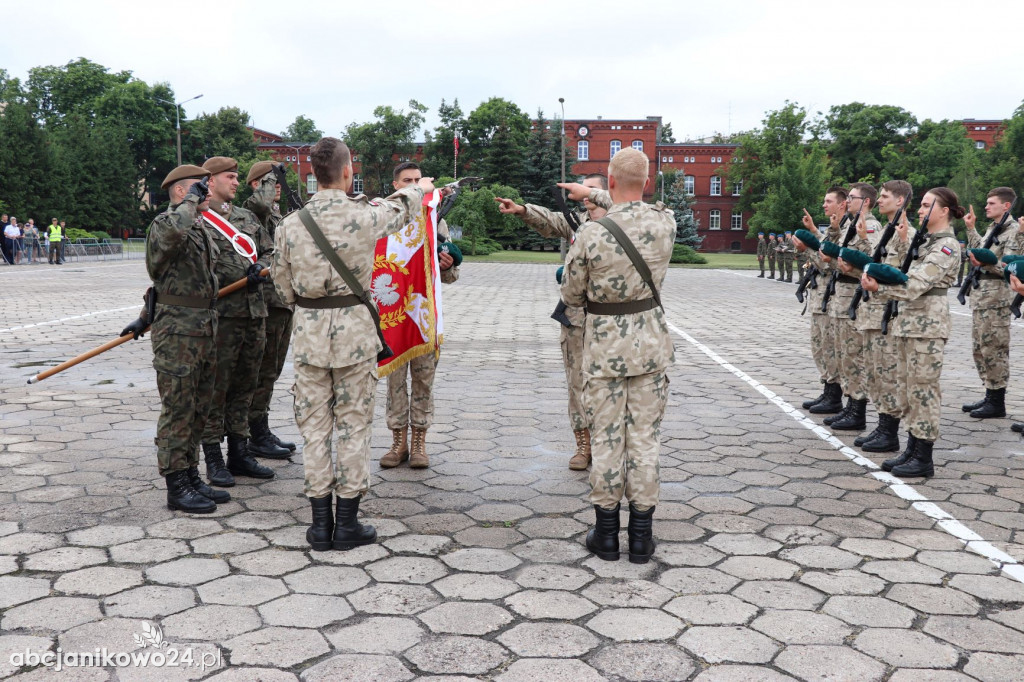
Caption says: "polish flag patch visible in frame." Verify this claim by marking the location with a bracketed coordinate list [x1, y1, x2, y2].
[867, 227, 875, 233]
[941, 246, 953, 255]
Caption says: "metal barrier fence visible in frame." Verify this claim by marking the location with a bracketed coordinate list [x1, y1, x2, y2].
[1, 238, 147, 265]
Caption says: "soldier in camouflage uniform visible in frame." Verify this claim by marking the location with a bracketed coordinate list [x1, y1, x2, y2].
[559, 148, 675, 565]
[766, 233, 778, 279]
[778, 231, 795, 282]
[244, 161, 296, 459]
[380, 162, 459, 471]
[272, 137, 432, 551]
[756, 232, 767, 277]
[199, 157, 276, 486]
[863, 187, 964, 478]
[954, 240, 967, 286]
[961, 187, 1020, 419]
[120, 165, 229, 513]
[495, 173, 613, 471]
[795, 239, 809, 285]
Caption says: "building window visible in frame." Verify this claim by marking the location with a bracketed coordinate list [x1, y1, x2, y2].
[632, 140, 644, 152]
[306, 174, 317, 194]
[352, 174, 363, 194]
[711, 176, 722, 196]
[733, 180, 743, 196]
[668, 156, 673, 162]
[976, 141, 986, 149]
[709, 210, 721, 230]
[731, 241, 742, 251]
[610, 140, 621, 157]
[578, 140, 589, 160]
[731, 212, 743, 230]
[684, 175, 694, 195]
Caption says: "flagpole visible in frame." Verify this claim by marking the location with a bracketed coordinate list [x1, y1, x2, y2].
[453, 131, 459, 181]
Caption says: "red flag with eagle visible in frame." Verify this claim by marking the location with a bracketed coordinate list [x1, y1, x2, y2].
[372, 190, 444, 377]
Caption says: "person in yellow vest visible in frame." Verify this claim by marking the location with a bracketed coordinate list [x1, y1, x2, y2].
[48, 218, 63, 265]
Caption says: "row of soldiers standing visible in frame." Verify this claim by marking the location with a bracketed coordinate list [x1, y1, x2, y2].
[756, 232, 805, 282]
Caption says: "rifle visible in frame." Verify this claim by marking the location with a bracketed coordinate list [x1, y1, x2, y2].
[848, 191, 912, 320]
[436, 176, 483, 222]
[881, 200, 934, 335]
[549, 185, 585, 328]
[819, 213, 857, 312]
[272, 164, 305, 211]
[794, 264, 818, 304]
[957, 203, 1015, 305]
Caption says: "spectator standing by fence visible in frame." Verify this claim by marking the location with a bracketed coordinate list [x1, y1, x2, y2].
[0, 215, 9, 265]
[5, 219, 22, 264]
[48, 218, 63, 264]
[22, 219, 38, 264]
[59, 220, 68, 263]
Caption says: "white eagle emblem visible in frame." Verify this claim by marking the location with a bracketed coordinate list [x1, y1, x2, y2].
[371, 273, 400, 306]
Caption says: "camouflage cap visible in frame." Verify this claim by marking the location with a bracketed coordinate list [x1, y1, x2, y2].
[160, 164, 210, 190]
[794, 229, 820, 251]
[203, 156, 238, 175]
[246, 161, 276, 184]
[839, 248, 872, 271]
[865, 262, 908, 285]
[969, 248, 998, 265]
[820, 240, 841, 259]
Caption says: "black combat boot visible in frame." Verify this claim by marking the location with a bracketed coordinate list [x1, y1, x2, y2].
[333, 495, 377, 550]
[768, 273, 775, 280]
[803, 384, 828, 410]
[226, 434, 275, 479]
[165, 470, 216, 514]
[187, 465, 230, 503]
[970, 388, 1006, 419]
[247, 415, 291, 459]
[823, 396, 853, 425]
[962, 390, 990, 413]
[203, 441, 235, 488]
[882, 433, 918, 472]
[1012, 423, 1024, 434]
[269, 424, 296, 452]
[831, 398, 867, 431]
[861, 415, 901, 453]
[627, 504, 656, 564]
[758, 272, 765, 278]
[892, 438, 934, 478]
[809, 382, 843, 414]
[307, 495, 334, 551]
[854, 416, 882, 447]
[586, 503, 621, 561]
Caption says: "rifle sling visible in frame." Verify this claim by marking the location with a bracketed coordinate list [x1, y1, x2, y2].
[595, 216, 663, 311]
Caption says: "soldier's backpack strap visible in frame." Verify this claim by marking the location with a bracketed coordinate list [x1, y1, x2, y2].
[595, 216, 663, 310]
[297, 208, 393, 362]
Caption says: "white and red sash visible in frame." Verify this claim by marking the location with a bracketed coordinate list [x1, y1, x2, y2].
[202, 210, 257, 263]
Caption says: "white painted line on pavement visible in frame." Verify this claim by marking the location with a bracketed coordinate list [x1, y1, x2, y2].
[0, 306, 138, 335]
[666, 319, 1024, 583]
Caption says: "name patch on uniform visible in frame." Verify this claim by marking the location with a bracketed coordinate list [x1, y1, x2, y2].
[941, 246, 953, 255]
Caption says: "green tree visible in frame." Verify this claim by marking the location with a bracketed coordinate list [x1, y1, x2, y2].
[26, 58, 131, 126]
[464, 97, 531, 169]
[281, 115, 323, 142]
[662, 171, 701, 248]
[421, 98, 467, 179]
[981, 101, 1024, 199]
[182, 106, 257, 162]
[520, 110, 571, 207]
[660, 122, 676, 144]
[0, 98, 60, 223]
[881, 119, 974, 200]
[727, 101, 810, 216]
[814, 102, 917, 184]
[344, 100, 427, 197]
[478, 123, 525, 189]
[445, 183, 523, 253]
[748, 143, 832, 237]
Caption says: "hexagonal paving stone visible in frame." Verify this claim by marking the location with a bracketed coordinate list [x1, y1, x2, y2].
[887, 584, 980, 615]
[229, 548, 310, 576]
[916, 550, 997, 574]
[23, 546, 107, 572]
[103, 585, 196, 619]
[495, 658, 605, 682]
[678, 626, 782, 664]
[779, 545, 861, 570]
[581, 555, 659, 579]
[854, 628, 959, 668]
[750, 609, 853, 645]
[54, 566, 143, 596]
[948, 574, 1024, 602]
[514, 564, 594, 590]
[191, 532, 269, 555]
[964, 653, 1024, 681]
[145, 557, 230, 586]
[822, 596, 916, 628]
[315, 543, 389, 566]
[465, 503, 533, 522]
[147, 518, 223, 539]
[440, 547, 522, 573]
[658, 568, 740, 594]
[110, 538, 190, 563]
[300, 654, 413, 682]
[511, 539, 590, 563]
[1, 596, 101, 631]
[66, 524, 145, 547]
[516, 516, 587, 539]
[0, 576, 51, 608]
[162, 604, 262, 640]
[581, 579, 675, 608]
[58, 617, 147, 658]
[705, 533, 782, 556]
[382, 534, 451, 556]
[924, 616, 1024, 654]
[405, 635, 510, 675]
[0, 635, 54, 678]
[225, 627, 330, 667]
[861, 560, 945, 584]
[586, 608, 683, 641]
[497, 623, 599, 657]
[326, 616, 426, 654]
[732, 581, 826, 610]
[347, 584, 441, 615]
[505, 589, 598, 620]
[717, 556, 799, 580]
[418, 602, 513, 635]
[433, 573, 520, 600]
[663, 594, 759, 626]
[799, 570, 886, 596]
[197, 575, 288, 606]
[365, 556, 448, 584]
[656, 543, 725, 567]
[774, 644, 886, 682]
[257, 594, 353, 628]
[589, 643, 696, 681]
[283, 566, 371, 595]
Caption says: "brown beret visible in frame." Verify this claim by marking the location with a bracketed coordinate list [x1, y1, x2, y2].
[161, 164, 211, 190]
[246, 161, 275, 184]
[203, 156, 238, 175]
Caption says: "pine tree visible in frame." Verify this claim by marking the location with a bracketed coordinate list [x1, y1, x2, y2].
[480, 123, 524, 188]
[664, 174, 702, 248]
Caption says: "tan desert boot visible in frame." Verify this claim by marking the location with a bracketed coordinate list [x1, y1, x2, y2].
[409, 427, 429, 469]
[380, 428, 409, 468]
[569, 428, 592, 470]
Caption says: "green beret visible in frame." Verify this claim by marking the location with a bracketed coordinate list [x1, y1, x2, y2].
[203, 156, 238, 175]
[1002, 254, 1024, 264]
[246, 160, 275, 184]
[438, 239, 462, 267]
[820, 241, 841, 259]
[794, 229, 820, 251]
[1006, 261, 1024, 282]
[160, 164, 210, 190]
[840, 248, 873, 271]
[865, 262, 908, 285]
[555, 265, 564, 284]
[969, 248, 998, 265]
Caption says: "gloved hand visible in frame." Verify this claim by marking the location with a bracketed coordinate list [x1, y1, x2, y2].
[121, 317, 147, 340]
[246, 263, 268, 291]
[273, 163, 288, 187]
[187, 177, 210, 201]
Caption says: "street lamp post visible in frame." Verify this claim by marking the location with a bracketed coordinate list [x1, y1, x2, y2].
[284, 144, 306, 198]
[559, 97, 567, 259]
[157, 94, 203, 166]
[659, 170, 665, 202]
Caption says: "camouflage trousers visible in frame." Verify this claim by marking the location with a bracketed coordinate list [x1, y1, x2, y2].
[294, 359, 377, 499]
[248, 307, 293, 420]
[203, 316, 266, 443]
[386, 351, 439, 430]
[896, 335, 946, 442]
[831, 316, 867, 400]
[971, 306, 1011, 390]
[561, 323, 589, 431]
[586, 372, 670, 512]
[811, 311, 838, 384]
[779, 258, 793, 280]
[152, 330, 216, 476]
[767, 257, 776, 277]
[864, 329, 902, 418]
[758, 257, 765, 275]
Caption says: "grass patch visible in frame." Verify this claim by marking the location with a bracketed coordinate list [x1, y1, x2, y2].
[461, 250, 761, 269]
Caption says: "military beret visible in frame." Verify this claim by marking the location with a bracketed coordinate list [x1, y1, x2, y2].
[969, 248, 998, 265]
[438, 239, 463, 267]
[1006, 260, 1024, 282]
[160, 164, 210, 190]
[785, 231, 792, 235]
[758, 232, 764, 236]
[203, 156, 238, 175]
[246, 160, 275, 184]
[794, 229, 820, 251]
[865, 262, 908, 285]
[1002, 254, 1024, 264]
[555, 265, 564, 284]
[840, 248, 873, 271]
[820, 240, 841, 259]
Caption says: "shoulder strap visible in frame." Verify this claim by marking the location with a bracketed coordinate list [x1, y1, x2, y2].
[297, 207, 389, 350]
[596, 216, 662, 309]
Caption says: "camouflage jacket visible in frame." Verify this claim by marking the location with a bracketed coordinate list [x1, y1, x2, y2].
[849, 221, 915, 332]
[876, 228, 960, 339]
[145, 195, 219, 336]
[756, 239, 767, 258]
[244, 174, 291, 311]
[205, 201, 273, 319]
[831, 216, 878, 308]
[271, 186, 424, 369]
[766, 240, 778, 258]
[966, 217, 1020, 310]
[561, 199, 676, 378]
[777, 239, 795, 261]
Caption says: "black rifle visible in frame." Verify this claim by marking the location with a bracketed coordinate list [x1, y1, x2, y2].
[272, 164, 305, 211]
[848, 191, 912, 320]
[549, 186, 585, 328]
[436, 176, 483, 222]
[794, 264, 819, 304]
[957, 204, 1015, 305]
[880, 199, 934, 335]
[819, 214, 857, 312]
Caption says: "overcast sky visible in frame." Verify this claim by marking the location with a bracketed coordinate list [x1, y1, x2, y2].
[5, 0, 1023, 141]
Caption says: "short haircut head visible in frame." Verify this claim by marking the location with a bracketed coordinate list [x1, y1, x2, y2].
[608, 148, 648, 191]
[393, 161, 419, 180]
[583, 173, 608, 190]
[881, 180, 912, 202]
[988, 186, 1017, 205]
[849, 182, 877, 207]
[311, 137, 351, 187]
[826, 185, 848, 202]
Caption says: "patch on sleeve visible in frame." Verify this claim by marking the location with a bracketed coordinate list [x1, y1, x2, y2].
[866, 227, 875, 233]
[941, 246, 953, 255]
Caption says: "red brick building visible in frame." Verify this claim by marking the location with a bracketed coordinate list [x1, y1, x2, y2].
[250, 128, 317, 194]
[961, 119, 1006, 150]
